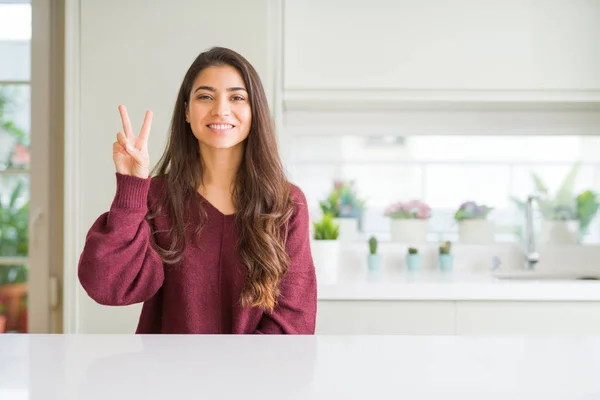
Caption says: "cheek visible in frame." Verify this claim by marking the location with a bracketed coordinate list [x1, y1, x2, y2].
[238, 105, 252, 125]
[190, 104, 209, 120]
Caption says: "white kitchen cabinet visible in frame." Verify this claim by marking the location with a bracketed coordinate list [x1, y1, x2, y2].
[316, 301, 455, 334]
[283, 0, 600, 106]
[455, 302, 600, 334]
[317, 300, 600, 335]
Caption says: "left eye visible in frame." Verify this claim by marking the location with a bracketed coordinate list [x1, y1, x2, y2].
[232, 95, 245, 101]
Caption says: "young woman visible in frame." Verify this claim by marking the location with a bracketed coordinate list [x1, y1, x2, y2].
[78, 47, 317, 334]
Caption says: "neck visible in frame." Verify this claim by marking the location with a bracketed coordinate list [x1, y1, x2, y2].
[199, 143, 244, 192]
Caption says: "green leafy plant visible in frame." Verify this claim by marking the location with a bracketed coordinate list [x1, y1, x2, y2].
[512, 163, 580, 221]
[0, 180, 29, 285]
[408, 247, 418, 255]
[0, 87, 29, 170]
[313, 214, 340, 240]
[368, 236, 378, 255]
[319, 180, 366, 218]
[577, 190, 600, 236]
[0, 296, 5, 315]
[439, 241, 452, 255]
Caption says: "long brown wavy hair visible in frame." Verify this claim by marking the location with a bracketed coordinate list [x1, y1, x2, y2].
[150, 47, 294, 312]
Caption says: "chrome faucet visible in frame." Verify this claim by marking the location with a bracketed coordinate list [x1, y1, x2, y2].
[524, 194, 541, 270]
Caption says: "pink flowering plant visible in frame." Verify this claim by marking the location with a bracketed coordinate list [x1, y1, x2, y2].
[384, 200, 431, 219]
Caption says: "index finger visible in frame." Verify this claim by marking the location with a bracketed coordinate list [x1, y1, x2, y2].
[118, 105, 134, 140]
[139, 110, 153, 142]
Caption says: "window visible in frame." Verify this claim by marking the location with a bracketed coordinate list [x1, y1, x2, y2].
[0, 1, 31, 334]
[290, 134, 600, 243]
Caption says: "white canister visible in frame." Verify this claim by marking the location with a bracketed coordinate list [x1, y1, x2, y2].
[333, 217, 359, 242]
[458, 219, 495, 244]
[389, 219, 428, 244]
[539, 220, 580, 244]
[310, 239, 341, 282]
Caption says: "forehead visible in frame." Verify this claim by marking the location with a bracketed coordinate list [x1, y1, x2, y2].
[193, 65, 246, 88]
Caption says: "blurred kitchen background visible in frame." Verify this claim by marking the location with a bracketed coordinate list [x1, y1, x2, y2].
[1, 0, 600, 335]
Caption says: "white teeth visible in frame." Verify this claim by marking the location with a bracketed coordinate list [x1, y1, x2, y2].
[208, 124, 233, 130]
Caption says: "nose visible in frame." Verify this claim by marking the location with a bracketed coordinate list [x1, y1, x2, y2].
[211, 96, 231, 117]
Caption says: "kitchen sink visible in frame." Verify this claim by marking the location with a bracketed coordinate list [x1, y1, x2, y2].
[492, 270, 600, 281]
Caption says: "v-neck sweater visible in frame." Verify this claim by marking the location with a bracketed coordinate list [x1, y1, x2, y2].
[78, 173, 317, 334]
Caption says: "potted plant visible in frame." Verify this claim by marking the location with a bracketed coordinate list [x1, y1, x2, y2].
[319, 180, 366, 242]
[454, 201, 494, 244]
[311, 214, 340, 278]
[367, 236, 381, 270]
[0, 179, 29, 332]
[0, 296, 6, 333]
[438, 241, 453, 271]
[384, 200, 431, 243]
[406, 247, 421, 271]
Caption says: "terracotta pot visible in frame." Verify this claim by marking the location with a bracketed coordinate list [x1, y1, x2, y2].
[0, 315, 6, 333]
[20, 308, 28, 333]
[0, 283, 27, 331]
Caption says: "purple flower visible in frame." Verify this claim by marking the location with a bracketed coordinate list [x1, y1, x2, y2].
[455, 201, 493, 221]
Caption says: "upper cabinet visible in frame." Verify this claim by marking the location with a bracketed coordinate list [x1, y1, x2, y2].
[282, 0, 600, 109]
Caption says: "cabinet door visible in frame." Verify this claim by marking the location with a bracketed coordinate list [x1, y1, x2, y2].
[316, 301, 455, 335]
[284, 0, 600, 92]
[456, 302, 600, 334]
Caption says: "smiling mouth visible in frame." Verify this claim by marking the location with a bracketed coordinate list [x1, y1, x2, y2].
[207, 123, 235, 131]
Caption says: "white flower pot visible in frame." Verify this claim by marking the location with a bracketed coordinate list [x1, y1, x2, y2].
[310, 240, 340, 282]
[333, 217, 358, 242]
[390, 219, 428, 244]
[539, 220, 580, 244]
[458, 219, 495, 244]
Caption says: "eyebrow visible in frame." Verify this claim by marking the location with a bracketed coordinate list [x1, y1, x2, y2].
[193, 85, 247, 93]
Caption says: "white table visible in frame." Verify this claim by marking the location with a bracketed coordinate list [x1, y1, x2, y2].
[1, 334, 600, 399]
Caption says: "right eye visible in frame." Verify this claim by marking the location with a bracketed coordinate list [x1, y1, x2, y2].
[197, 95, 212, 100]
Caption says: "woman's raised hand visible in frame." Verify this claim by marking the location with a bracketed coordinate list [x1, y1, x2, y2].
[113, 105, 153, 178]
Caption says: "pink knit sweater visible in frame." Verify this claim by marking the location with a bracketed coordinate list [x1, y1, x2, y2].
[78, 173, 317, 334]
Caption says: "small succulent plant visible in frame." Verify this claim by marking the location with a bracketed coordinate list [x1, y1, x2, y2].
[439, 241, 452, 255]
[408, 247, 418, 255]
[384, 200, 431, 219]
[368, 236, 378, 255]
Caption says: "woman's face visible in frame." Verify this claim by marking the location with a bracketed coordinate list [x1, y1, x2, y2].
[186, 65, 252, 151]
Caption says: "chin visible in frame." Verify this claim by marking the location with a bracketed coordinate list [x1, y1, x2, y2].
[201, 137, 245, 150]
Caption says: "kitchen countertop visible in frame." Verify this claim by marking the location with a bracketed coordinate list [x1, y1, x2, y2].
[2, 334, 600, 399]
[317, 267, 600, 301]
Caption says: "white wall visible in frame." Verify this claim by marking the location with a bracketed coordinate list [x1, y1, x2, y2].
[68, 0, 275, 333]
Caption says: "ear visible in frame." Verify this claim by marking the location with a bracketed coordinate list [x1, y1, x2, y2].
[184, 102, 190, 123]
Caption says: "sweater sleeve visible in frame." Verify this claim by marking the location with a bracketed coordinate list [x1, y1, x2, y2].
[254, 186, 317, 334]
[78, 173, 165, 306]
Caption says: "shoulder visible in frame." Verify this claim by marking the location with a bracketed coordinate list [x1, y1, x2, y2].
[286, 183, 310, 230]
[288, 182, 308, 208]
